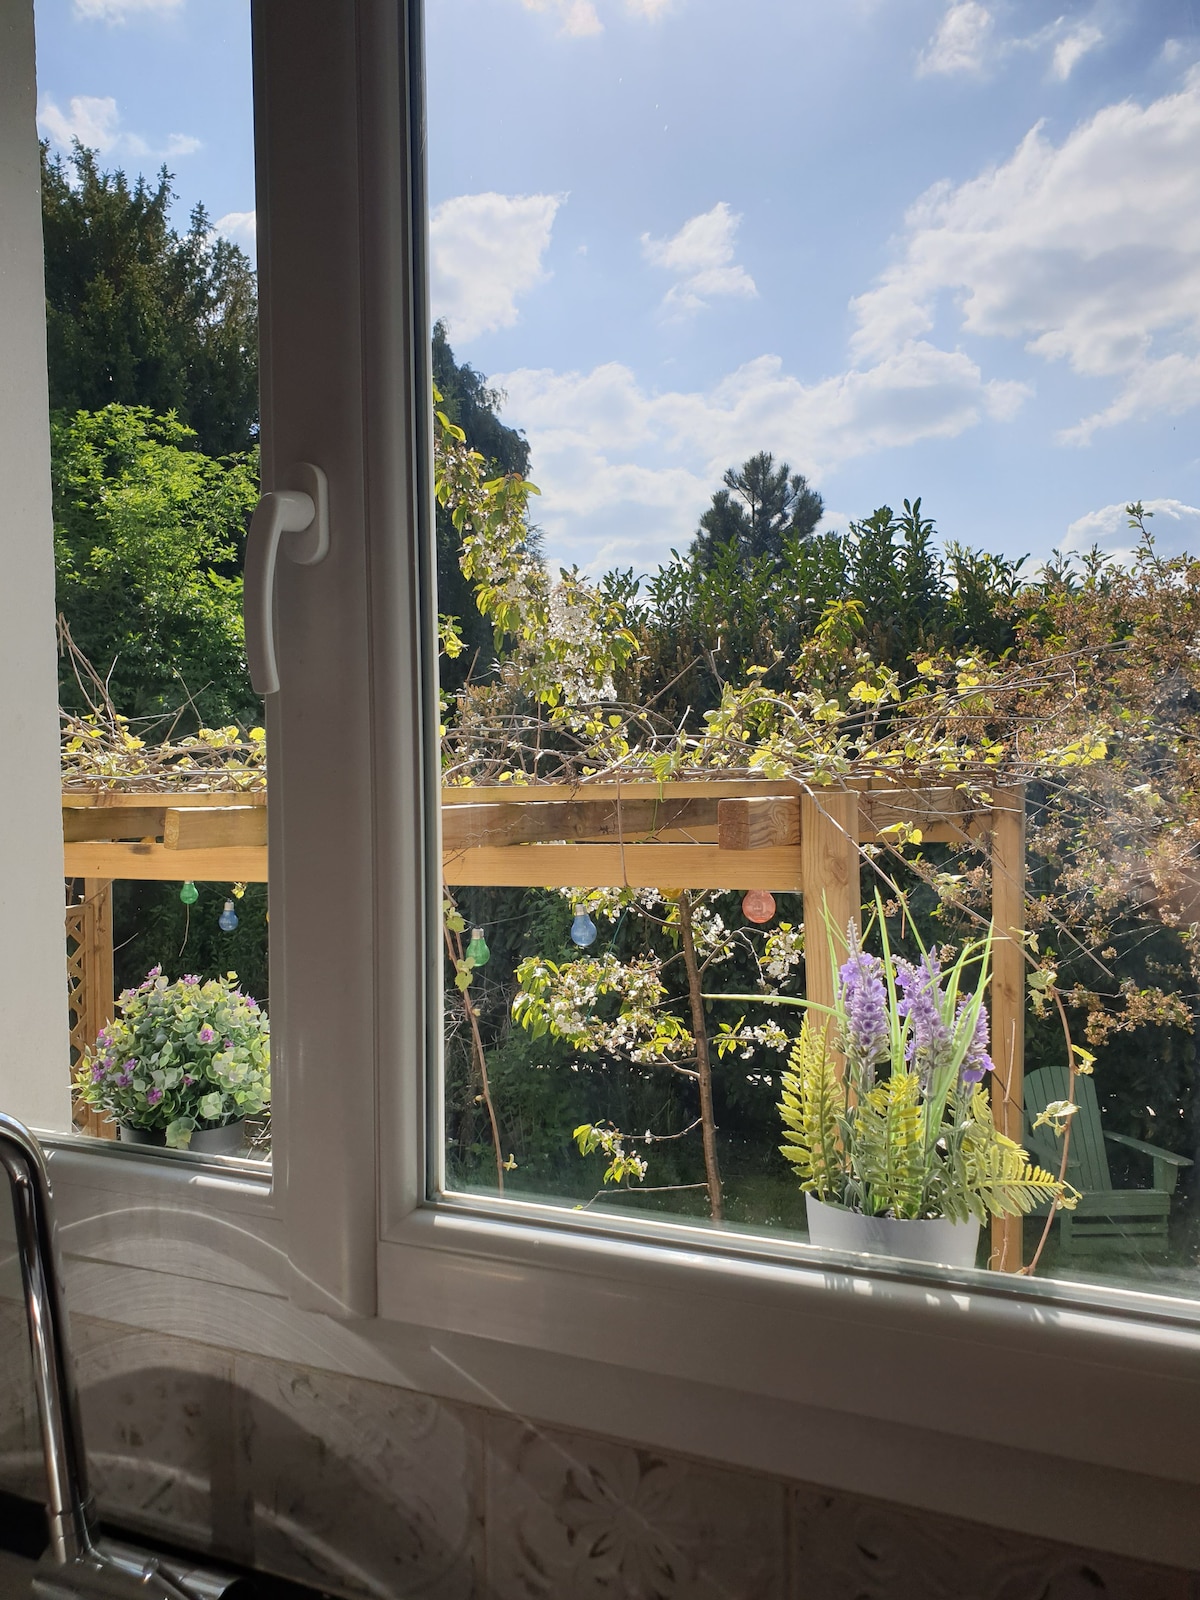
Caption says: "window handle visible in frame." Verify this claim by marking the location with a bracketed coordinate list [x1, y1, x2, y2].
[244, 463, 330, 695]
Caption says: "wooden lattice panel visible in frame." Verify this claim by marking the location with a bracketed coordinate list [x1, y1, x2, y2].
[65, 878, 116, 1138]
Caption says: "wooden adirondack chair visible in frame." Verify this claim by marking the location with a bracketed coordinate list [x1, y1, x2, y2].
[1024, 1065, 1192, 1259]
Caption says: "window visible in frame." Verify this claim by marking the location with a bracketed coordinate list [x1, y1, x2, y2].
[9, 0, 1200, 1560]
[426, 0, 1200, 1311]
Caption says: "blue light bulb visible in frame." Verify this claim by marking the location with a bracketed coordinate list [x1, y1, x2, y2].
[570, 906, 597, 948]
[218, 899, 239, 933]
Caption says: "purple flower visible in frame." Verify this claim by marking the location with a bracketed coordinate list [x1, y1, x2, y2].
[182, 975, 199, 987]
[198, 1025, 215, 1044]
[896, 955, 950, 1087]
[246, 998, 259, 1012]
[959, 1000, 994, 1085]
[90, 1061, 106, 1083]
[146, 1087, 163, 1105]
[146, 965, 162, 980]
[837, 924, 889, 1082]
[118, 1070, 133, 1087]
[182, 1074, 194, 1086]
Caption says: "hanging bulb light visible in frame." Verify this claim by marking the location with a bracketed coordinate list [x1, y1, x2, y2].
[179, 881, 198, 906]
[218, 899, 239, 933]
[466, 927, 491, 966]
[570, 906, 598, 947]
[741, 889, 776, 925]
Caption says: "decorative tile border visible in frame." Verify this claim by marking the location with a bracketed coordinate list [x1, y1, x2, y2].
[0, 1307, 1196, 1600]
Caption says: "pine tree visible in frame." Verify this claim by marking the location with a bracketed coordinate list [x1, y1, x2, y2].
[691, 450, 823, 572]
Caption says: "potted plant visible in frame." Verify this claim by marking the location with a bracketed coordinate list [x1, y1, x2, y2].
[779, 902, 1070, 1266]
[76, 967, 270, 1153]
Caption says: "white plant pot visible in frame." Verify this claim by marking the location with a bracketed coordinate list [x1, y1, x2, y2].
[805, 1195, 981, 1268]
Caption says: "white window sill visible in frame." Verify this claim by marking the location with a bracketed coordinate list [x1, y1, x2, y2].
[31, 1136, 1200, 1570]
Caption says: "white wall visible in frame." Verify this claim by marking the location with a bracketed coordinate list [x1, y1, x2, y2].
[0, 0, 71, 1130]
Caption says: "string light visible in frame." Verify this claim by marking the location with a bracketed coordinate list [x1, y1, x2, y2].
[741, 889, 776, 925]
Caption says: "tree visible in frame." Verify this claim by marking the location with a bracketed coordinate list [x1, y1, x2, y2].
[432, 321, 532, 695]
[54, 405, 258, 728]
[41, 144, 259, 458]
[691, 450, 823, 572]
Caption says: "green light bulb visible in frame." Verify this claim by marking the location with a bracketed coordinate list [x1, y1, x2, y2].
[179, 881, 199, 905]
[466, 927, 490, 967]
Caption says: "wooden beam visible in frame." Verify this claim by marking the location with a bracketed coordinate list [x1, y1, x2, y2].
[442, 842, 804, 892]
[63, 790, 266, 807]
[442, 796, 719, 850]
[800, 790, 862, 1071]
[717, 795, 800, 851]
[63, 806, 164, 843]
[989, 786, 1026, 1273]
[164, 805, 268, 851]
[64, 842, 268, 882]
[440, 778, 802, 805]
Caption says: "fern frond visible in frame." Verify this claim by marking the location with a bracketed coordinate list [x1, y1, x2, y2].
[960, 1091, 1063, 1218]
[855, 1073, 925, 1217]
[778, 1018, 843, 1199]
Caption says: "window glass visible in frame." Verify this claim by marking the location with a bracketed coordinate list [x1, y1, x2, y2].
[36, 0, 269, 1161]
[429, 0, 1200, 1297]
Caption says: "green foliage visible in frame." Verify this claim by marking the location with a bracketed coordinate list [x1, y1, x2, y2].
[778, 1019, 844, 1199]
[433, 323, 531, 696]
[691, 450, 824, 573]
[42, 144, 258, 459]
[53, 405, 258, 727]
[75, 968, 269, 1146]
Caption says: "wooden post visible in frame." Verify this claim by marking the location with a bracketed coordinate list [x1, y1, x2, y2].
[990, 786, 1026, 1271]
[800, 789, 862, 1063]
[66, 879, 116, 1139]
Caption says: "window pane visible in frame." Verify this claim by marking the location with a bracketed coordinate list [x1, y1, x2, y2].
[37, 0, 269, 1160]
[430, 0, 1200, 1298]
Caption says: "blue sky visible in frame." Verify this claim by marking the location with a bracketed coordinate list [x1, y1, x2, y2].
[34, 0, 1200, 578]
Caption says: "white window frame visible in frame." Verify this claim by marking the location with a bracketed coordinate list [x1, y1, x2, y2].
[18, 0, 1200, 1569]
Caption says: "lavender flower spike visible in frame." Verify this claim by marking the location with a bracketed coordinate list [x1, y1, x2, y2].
[837, 923, 889, 1082]
[959, 999, 994, 1085]
[895, 954, 951, 1089]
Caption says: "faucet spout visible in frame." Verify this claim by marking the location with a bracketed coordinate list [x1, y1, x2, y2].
[0, 1112, 95, 1564]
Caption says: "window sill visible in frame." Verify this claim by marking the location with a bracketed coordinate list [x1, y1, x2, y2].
[32, 1139, 1200, 1569]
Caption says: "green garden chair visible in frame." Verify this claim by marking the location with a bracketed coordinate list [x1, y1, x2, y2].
[1024, 1064, 1192, 1259]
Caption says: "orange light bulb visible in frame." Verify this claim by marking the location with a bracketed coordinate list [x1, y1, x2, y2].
[741, 889, 776, 925]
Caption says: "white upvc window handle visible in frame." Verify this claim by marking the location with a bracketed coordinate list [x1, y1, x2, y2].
[244, 463, 330, 695]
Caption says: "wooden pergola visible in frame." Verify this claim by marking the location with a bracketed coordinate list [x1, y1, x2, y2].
[62, 773, 1027, 1268]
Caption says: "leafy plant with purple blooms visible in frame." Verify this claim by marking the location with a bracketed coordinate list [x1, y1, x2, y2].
[778, 894, 1068, 1223]
[74, 968, 270, 1148]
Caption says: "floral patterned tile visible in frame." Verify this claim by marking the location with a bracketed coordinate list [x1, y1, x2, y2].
[232, 1352, 484, 1600]
[483, 1412, 786, 1600]
[787, 1481, 1200, 1600]
[70, 1315, 233, 1554]
[0, 1297, 41, 1501]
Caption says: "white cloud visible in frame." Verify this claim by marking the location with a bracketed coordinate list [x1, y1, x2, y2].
[214, 210, 256, 248]
[518, 0, 602, 35]
[73, 0, 182, 21]
[851, 69, 1200, 443]
[430, 192, 562, 344]
[1063, 498, 1200, 563]
[917, 5, 1104, 82]
[517, 0, 673, 34]
[495, 345, 1026, 572]
[38, 93, 199, 161]
[1051, 21, 1104, 80]
[917, 2, 994, 77]
[641, 202, 756, 315]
